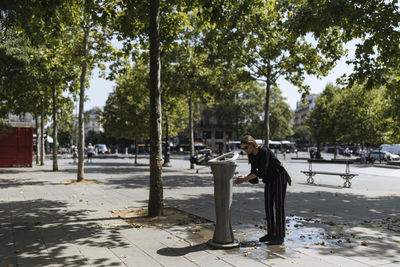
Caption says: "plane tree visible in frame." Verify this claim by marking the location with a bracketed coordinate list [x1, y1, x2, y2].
[307, 83, 389, 153]
[293, 0, 400, 143]
[201, 0, 345, 146]
[109, 0, 215, 216]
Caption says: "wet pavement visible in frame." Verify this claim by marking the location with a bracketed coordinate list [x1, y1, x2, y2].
[0, 154, 399, 266]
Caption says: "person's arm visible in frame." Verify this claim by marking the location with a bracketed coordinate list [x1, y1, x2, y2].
[235, 148, 271, 184]
[234, 173, 257, 184]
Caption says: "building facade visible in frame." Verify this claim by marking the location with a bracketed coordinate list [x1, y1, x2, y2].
[193, 107, 237, 153]
[84, 107, 104, 135]
[294, 94, 318, 127]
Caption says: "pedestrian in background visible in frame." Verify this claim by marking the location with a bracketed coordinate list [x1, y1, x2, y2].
[86, 143, 95, 163]
[72, 145, 78, 163]
[360, 148, 366, 164]
[316, 148, 322, 159]
[309, 148, 315, 159]
[234, 135, 291, 245]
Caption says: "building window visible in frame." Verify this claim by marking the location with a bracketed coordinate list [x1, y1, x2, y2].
[215, 131, 223, 139]
[203, 131, 211, 139]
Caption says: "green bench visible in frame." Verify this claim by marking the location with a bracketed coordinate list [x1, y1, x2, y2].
[301, 159, 358, 188]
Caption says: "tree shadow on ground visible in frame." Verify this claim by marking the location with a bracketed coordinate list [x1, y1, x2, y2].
[64, 162, 180, 175]
[2, 160, 399, 264]
[0, 178, 48, 189]
[0, 199, 132, 267]
[103, 172, 216, 190]
[163, 190, 400, 263]
[0, 161, 148, 175]
[0, 164, 214, 190]
[0, 168, 36, 174]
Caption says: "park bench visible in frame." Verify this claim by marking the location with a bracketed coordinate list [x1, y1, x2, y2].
[301, 159, 358, 188]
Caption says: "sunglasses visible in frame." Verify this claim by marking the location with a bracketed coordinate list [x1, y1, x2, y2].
[242, 144, 252, 151]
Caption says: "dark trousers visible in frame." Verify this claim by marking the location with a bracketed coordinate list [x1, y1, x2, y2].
[264, 171, 287, 238]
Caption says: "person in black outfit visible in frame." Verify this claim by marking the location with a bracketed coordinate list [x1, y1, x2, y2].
[315, 149, 322, 159]
[309, 149, 314, 159]
[234, 135, 291, 245]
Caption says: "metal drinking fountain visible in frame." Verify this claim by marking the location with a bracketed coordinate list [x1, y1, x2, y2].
[207, 151, 239, 249]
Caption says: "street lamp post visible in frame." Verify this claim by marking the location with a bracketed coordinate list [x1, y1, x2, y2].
[163, 109, 172, 167]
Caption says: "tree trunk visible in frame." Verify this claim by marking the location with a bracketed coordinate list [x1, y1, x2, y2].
[77, 27, 89, 182]
[134, 139, 138, 165]
[52, 83, 58, 171]
[333, 141, 337, 159]
[189, 93, 195, 169]
[163, 109, 171, 167]
[34, 114, 40, 165]
[263, 62, 272, 147]
[40, 99, 45, 166]
[148, 0, 163, 217]
[235, 93, 239, 140]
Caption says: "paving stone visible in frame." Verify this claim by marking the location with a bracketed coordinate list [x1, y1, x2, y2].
[0, 157, 398, 266]
[75, 243, 126, 267]
[120, 227, 199, 266]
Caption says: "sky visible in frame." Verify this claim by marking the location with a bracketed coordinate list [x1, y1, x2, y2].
[85, 41, 357, 112]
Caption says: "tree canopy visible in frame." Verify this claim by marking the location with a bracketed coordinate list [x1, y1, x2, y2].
[307, 83, 391, 146]
[201, 0, 345, 144]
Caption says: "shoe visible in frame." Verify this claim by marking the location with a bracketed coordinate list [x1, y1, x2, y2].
[259, 234, 273, 242]
[267, 237, 284, 245]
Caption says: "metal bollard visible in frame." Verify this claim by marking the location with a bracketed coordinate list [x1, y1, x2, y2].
[207, 152, 239, 249]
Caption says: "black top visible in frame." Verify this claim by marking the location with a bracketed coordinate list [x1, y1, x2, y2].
[248, 146, 281, 184]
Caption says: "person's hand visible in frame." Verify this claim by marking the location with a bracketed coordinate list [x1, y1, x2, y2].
[287, 176, 292, 186]
[234, 176, 246, 184]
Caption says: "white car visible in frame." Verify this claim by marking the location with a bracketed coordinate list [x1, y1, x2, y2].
[385, 151, 400, 161]
[95, 144, 108, 154]
[380, 144, 400, 156]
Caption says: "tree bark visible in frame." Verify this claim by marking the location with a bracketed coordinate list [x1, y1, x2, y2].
[34, 114, 40, 165]
[148, 0, 163, 217]
[235, 93, 239, 140]
[52, 83, 58, 171]
[189, 93, 195, 169]
[40, 99, 45, 166]
[77, 27, 89, 182]
[264, 61, 272, 147]
[333, 141, 337, 159]
[134, 139, 138, 165]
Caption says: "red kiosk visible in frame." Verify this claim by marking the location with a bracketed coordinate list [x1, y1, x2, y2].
[0, 127, 34, 167]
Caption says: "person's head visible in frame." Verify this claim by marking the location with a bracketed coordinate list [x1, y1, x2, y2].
[88, 143, 92, 146]
[240, 135, 260, 155]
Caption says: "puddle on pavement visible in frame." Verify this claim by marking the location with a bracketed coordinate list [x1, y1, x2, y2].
[114, 207, 351, 261]
[284, 216, 335, 248]
[183, 224, 284, 260]
[227, 215, 351, 260]
[182, 215, 345, 261]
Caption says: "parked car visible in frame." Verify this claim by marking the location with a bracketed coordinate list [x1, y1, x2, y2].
[95, 144, 108, 154]
[380, 144, 400, 155]
[384, 151, 400, 161]
[369, 150, 400, 161]
[369, 150, 388, 161]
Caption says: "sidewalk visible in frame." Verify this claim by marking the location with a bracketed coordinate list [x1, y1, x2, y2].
[0, 158, 399, 266]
